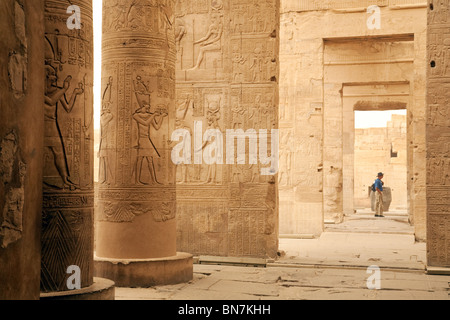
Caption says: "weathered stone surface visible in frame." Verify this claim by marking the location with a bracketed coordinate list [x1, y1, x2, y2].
[426, 0, 450, 268]
[40, 277, 115, 300]
[174, 0, 280, 259]
[0, 0, 44, 300]
[96, 0, 178, 261]
[95, 0, 193, 287]
[41, 0, 95, 293]
[279, 2, 427, 239]
[355, 115, 407, 211]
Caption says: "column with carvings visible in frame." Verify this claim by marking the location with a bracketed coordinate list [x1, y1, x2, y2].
[174, 0, 279, 260]
[40, 0, 115, 299]
[0, 0, 44, 300]
[426, 0, 450, 272]
[95, 0, 193, 287]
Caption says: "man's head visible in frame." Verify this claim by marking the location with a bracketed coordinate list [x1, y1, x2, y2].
[45, 65, 58, 89]
[378, 172, 384, 179]
[142, 104, 152, 113]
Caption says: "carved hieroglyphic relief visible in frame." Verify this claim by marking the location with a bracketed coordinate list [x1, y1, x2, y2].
[427, 0, 450, 267]
[97, 0, 176, 226]
[289, 0, 389, 12]
[175, 0, 279, 258]
[41, 0, 94, 292]
[8, 1, 28, 99]
[0, 0, 45, 300]
[0, 131, 26, 249]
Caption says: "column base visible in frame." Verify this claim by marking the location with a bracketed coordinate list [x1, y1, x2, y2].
[94, 252, 193, 288]
[40, 278, 115, 300]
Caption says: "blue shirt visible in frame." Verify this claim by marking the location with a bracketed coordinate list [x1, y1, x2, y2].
[374, 178, 383, 192]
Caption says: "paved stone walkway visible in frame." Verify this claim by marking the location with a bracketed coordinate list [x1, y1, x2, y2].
[115, 214, 450, 300]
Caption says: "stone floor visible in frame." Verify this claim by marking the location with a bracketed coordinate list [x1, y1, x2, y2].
[115, 212, 450, 300]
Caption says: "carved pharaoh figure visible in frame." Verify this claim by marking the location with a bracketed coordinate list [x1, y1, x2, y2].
[99, 77, 115, 185]
[44, 64, 84, 190]
[133, 103, 168, 185]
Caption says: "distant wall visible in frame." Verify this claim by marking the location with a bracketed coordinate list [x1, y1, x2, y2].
[354, 115, 408, 210]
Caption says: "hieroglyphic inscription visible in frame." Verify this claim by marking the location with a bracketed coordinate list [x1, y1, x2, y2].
[8, 1, 28, 99]
[175, 0, 279, 258]
[427, 0, 450, 267]
[0, 131, 26, 249]
[41, 0, 94, 292]
[99, 0, 176, 224]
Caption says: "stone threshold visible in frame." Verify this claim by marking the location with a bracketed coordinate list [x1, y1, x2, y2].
[267, 262, 426, 274]
[195, 256, 268, 268]
[193, 255, 427, 274]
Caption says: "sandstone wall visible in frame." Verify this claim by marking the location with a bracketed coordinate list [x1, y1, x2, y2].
[279, 0, 427, 238]
[175, 0, 280, 259]
[354, 115, 408, 210]
[426, 0, 450, 267]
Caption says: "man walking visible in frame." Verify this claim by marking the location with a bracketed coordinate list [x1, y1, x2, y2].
[374, 172, 385, 218]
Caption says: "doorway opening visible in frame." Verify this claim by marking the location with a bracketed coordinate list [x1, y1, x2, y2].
[327, 109, 411, 235]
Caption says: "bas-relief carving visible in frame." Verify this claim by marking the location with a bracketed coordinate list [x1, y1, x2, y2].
[100, 0, 177, 225]
[8, 52, 27, 99]
[230, 0, 277, 35]
[97, 64, 176, 222]
[41, 207, 93, 292]
[230, 38, 277, 84]
[99, 61, 174, 187]
[44, 20, 93, 190]
[175, 1, 227, 74]
[1, 1, 29, 248]
[427, 0, 450, 267]
[103, 0, 174, 34]
[293, 0, 388, 11]
[44, 62, 84, 190]
[175, 0, 279, 257]
[41, 0, 94, 292]
[100, 201, 175, 223]
[132, 75, 168, 186]
[188, 11, 223, 71]
[99, 77, 114, 185]
[279, 130, 292, 186]
[8, 1, 28, 99]
[0, 131, 26, 249]
[175, 87, 228, 185]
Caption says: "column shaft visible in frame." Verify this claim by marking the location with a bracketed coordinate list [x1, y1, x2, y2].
[41, 0, 95, 292]
[0, 0, 45, 300]
[96, 0, 177, 261]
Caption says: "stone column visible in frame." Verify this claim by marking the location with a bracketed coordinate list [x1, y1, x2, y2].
[426, 0, 450, 271]
[0, 0, 44, 300]
[40, 0, 114, 299]
[95, 0, 193, 287]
